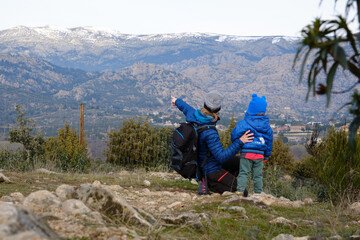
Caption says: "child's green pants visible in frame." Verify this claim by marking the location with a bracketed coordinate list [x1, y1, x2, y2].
[237, 157, 263, 193]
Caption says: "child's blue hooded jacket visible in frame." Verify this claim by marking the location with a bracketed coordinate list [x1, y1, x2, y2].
[231, 114, 273, 159]
[175, 98, 244, 175]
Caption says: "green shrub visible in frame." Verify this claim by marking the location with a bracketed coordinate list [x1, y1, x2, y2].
[105, 117, 172, 170]
[44, 123, 90, 172]
[8, 105, 45, 167]
[294, 156, 314, 178]
[267, 137, 296, 173]
[305, 128, 360, 204]
[261, 164, 319, 201]
[219, 114, 236, 149]
[0, 149, 35, 171]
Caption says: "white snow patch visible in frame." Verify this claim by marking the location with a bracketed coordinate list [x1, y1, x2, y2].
[4, 25, 300, 44]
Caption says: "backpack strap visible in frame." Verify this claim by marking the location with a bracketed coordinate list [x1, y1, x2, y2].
[196, 124, 216, 134]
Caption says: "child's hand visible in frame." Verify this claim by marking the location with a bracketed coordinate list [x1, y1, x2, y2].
[171, 96, 177, 106]
[239, 130, 254, 144]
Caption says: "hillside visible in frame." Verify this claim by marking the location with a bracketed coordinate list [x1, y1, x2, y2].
[0, 26, 356, 131]
[1, 170, 360, 239]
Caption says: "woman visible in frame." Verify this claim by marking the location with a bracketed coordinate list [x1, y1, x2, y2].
[171, 90, 253, 194]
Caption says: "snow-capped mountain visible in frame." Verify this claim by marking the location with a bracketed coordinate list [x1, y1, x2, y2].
[0, 25, 299, 71]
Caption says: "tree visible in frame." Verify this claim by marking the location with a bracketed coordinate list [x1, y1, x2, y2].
[44, 122, 89, 172]
[105, 117, 160, 169]
[220, 114, 236, 148]
[268, 137, 296, 173]
[303, 128, 360, 203]
[294, 0, 360, 149]
[8, 105, 45, 166]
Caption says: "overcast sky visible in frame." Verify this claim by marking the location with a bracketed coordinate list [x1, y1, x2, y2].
[0, 0, 355, 36]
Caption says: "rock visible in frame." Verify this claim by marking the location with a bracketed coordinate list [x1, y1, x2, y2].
[0, 172, 11, 183]
[106, 185, 123, 192]
[272, 234, 312, 240]
[177, 192, 191, 201]
[141, 188, 150, 194]
[23, 190, 61, 213]
[10, 192, 25, 203]
[222, 191, 233, 196]
[62, 199, 91, 215]
[0, 195, 13, 202]
[269, 217, 298, 229]
[35, 168, 56, 174]
[72, 183, 153, 227]
[190, 179, 198, 185]
[272, 234, 294, 240]
[55, 184, 76, 201]
[303, 198, 313, 205]
[107, 226, 143, 240]
[61, 199, 103, 224]
[349, 235, 360, 239]
[222, 195, 269, 209]
[0, 202, 60, 240]
[330, 235, 343, 240]
[250, 193, 304, 208]
[220, 206, 246, 215]
[159, 206, 167, 212]
[92, 180, 102, 186]
[198, 213, 212, 225]
[2, 231, 45, 240]
[143, 180, 151, 187]
[349, 202, 360, 215]
[107, 236, 121, 240]
[283, 174, 292, 180]
[298, 219, 316, 226]
[161, 213, 204, 231]
[167, 201, 183, 209]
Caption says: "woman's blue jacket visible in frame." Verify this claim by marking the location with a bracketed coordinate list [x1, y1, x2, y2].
[175, 98, 243, 175]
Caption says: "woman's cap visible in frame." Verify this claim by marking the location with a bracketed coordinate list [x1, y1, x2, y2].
[204, 90, 224, 113]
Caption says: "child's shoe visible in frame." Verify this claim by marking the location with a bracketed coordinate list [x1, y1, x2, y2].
[243, 188, 249, 197]
[235, 188, 248, 197]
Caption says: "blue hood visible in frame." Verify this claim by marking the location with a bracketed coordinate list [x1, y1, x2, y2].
[244, 115, 271, 133]
[194, 109, 214, 124]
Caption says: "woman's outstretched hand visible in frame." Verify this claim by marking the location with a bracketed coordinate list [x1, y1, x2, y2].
[171, 96, 177, 106]
[239, 130, 254, 144]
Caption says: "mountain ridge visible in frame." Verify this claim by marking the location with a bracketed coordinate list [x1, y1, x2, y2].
[0, 26, 299, 71]
[0, 26, 354, 129]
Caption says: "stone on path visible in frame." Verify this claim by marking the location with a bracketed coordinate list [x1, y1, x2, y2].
[269, 217, 298, 229]
[0, 202, 61, 240]
[349, 202, 360, 215]
[58, 183, 153, 228]
[0, 172, 11, 183]
[161, 212, 204, 231]
[23, 190, 61, 213]
[35, 168, 56, 174]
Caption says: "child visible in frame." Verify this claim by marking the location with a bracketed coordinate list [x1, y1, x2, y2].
[231, 94, 273, 195]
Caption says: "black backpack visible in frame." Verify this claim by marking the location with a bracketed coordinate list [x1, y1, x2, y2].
[170, 122, 216, 179]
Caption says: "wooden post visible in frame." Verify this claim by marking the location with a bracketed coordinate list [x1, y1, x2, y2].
[80, 104, 84, 145]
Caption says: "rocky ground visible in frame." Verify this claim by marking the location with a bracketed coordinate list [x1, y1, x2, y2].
[0, 170, 360, 240]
